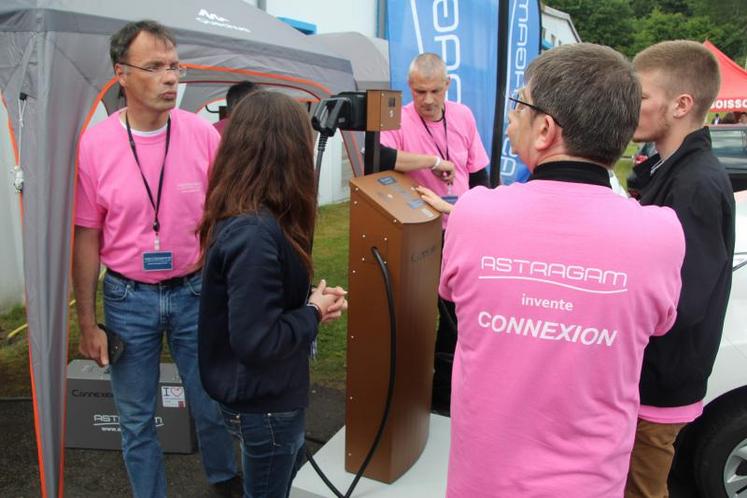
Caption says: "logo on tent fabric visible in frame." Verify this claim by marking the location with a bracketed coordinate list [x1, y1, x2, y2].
[408, 0, 463, 103]
[387, 0, 500, 170]
[196, 9, 252, 34]
[500, 0, 540, 185]
[713, 98, 747, 110]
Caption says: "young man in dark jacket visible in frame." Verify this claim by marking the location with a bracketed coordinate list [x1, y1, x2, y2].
[625, 40, 736, 498]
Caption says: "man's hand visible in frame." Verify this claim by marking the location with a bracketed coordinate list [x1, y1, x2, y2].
[432, 159, 455, 183]
[79, 324, 109, 367]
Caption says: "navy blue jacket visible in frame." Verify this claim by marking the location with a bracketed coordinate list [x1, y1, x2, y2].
[629, 127, 735, 407]
[198, 211, 318, 413]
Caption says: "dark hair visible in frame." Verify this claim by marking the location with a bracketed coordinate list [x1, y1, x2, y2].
[110, 20, 176, 67]
[722, 112, 737, 124]
[526, 43, 641, 166]
[226, 81, 259, 111]
[198, 92, 316, 275]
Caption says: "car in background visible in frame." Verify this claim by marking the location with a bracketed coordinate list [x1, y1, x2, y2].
[710, 124, 747, 192]
[671, 189, 747, 498]
[632, 126, 747, 193]
[633, 141, 657, 165]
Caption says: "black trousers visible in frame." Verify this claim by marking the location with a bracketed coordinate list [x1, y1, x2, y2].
[432, 230, 458, 412]
[432, 297, 457, 411]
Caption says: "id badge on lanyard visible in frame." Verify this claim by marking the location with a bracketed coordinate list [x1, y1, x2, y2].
[421, 109, 457, 204]
[126, 112, 174, 272]
[143, 251, 174, 271]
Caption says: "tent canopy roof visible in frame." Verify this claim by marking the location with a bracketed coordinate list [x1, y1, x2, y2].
[0, 0, 357, 100]
[1, 0, 348, 68]
[310, 31, 390, 90]
[704, 40, 747, 112]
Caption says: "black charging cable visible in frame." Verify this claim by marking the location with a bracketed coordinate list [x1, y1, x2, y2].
[315, 134, 328, 187]
[312, 96, 351, 186]
[304, 246, 398, 498]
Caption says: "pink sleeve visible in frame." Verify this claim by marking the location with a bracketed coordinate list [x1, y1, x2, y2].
[438, 209, 461, 302]
[653, 302, 677, 336]
[74, 137, 104, 228]
[380, 128, 403, 149]
[465, 112, 490, 173]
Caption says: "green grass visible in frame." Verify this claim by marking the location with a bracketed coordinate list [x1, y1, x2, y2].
[0, 304, 32, 397]
[0, 280, 108, 397]
[614, 157, 634, 191]
[310, 202, 350, 389]
[611, 142, 639, 192]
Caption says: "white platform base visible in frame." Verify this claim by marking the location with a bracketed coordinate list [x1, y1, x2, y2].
[291, 414, 450, 498]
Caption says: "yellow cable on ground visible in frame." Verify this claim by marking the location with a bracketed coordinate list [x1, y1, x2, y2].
[7, 322, 28, 340]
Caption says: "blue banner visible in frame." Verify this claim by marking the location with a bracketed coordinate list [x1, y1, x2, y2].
[387, 0, 499, 159]
[499, 0, 542, 185]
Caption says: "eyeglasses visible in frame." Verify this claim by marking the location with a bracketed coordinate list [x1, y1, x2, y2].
[508, 88, 563, 128]
[118, 62, 187, 78]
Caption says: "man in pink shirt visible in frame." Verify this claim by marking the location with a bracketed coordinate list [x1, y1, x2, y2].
[73, 20, 239, 497]
[439, 43, 686, 497]
[213, 80, 259, 136]
[381, 53, 490, 412]
[380, 53, 490, 224]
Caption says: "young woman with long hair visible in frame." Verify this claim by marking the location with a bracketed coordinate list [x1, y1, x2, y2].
[197, 91, 347, 498]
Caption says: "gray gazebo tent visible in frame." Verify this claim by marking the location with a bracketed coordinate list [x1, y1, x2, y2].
[310, 31, 391, 90]
[0, 2, 359, 496]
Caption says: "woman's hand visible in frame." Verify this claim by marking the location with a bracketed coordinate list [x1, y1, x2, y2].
[309, 279, 348, 323]
[415, 185, 454, 214]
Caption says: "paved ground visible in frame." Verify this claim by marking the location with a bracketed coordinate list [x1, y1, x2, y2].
[0, 385, 345, 498]
[1, 386, 698, 497]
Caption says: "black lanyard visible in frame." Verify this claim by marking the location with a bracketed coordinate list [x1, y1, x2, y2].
[419, 108, 449, 161]
[125, 113, 171, 236]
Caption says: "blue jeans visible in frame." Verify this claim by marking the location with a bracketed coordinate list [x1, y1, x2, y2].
[103, 272, 238, 498]
[220, 406, 305, 498]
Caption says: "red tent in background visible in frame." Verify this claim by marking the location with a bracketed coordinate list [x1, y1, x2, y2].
[704, 40, 747, 112]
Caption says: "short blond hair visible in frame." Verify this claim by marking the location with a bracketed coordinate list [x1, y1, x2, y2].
[633, 40, 720, 123]
[407, 53, 448, 81]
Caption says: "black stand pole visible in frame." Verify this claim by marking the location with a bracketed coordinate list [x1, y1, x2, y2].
[364, 131, 381, 176]
[490, 0, 510, 188]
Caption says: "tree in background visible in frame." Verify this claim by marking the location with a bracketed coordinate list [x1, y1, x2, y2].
[544, 0, 747, 65]
[629, 9, 718, 56]
[688, 0, 747, 65]
[543, 0, 634, 55]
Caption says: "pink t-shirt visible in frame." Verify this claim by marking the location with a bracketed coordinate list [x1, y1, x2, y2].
[213, 117, 229, 135]
[439, 180, 685, 497]
[76, 108, 220, 283]
[638, 402, 703, 424]
[380, 101, 489, 227]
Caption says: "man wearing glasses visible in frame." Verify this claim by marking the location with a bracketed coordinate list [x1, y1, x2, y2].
[73, 20, 240, 497]
[438, 43, 686, 496]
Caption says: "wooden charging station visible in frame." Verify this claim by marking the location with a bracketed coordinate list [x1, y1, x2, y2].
[345, 171, 442, 483]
